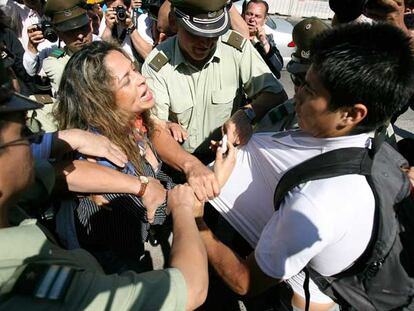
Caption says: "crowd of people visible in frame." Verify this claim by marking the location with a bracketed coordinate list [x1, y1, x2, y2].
[0, 0, 414, 310]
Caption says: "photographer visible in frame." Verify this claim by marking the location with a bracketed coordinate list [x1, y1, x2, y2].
[99, 0, 153, 64]
[22, 0, 99, 132]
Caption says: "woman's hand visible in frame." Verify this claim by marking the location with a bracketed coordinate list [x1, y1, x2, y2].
[142, 177, 167, 224]
[213, 140, 237, 189]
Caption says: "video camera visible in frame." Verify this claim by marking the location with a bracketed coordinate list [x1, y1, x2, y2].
[34, 20, 58, 43]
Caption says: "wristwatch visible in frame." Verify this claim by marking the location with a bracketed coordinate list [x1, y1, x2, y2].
[126, 24, 136, 35]
[137, 175, 149, 197]
[241, 107, 256, 124]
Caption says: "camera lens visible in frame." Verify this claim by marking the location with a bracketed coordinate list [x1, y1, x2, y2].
[116, 6, 127, 21]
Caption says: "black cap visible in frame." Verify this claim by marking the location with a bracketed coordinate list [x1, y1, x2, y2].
[0, 59, 42, 114]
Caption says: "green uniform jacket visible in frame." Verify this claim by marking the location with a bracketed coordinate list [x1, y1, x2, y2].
[142, 30, 284, 154]
[0, 220, 187, 310]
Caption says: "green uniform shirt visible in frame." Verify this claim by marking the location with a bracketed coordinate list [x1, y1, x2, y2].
[142, 30, 284, 153]
[0, 220, 187, 310]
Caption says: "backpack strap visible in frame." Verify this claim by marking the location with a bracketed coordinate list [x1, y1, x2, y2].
[273, 147, 372, 211]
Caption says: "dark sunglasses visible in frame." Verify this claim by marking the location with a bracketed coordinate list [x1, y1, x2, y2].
[0, 126, 44, 150]
[290, 73, 306, 87]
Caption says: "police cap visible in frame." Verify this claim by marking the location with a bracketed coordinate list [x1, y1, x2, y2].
[45, 0, 90, 32]
[287, 17, 330, 74]
[171, 0, 230, 38]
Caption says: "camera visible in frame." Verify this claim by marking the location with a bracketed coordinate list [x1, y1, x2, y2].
[34, 20, 58, 43]
[115, 5, 127, 22]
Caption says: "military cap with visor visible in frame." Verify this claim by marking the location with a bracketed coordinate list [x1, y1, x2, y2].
[45, 0, 90, 32]
[287, 17, 330, 74]
[171, 0, 230, 37]
[0, 59, 42, 114]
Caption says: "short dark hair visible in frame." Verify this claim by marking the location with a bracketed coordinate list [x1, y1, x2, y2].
[311, 22, 414, 132]
[243, 0, 269, 16]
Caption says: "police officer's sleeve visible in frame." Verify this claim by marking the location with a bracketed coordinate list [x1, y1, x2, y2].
[2, 266, 188, 310]
[141, 59, 171, 121]
[239, 40, 284, 97]
[64, 268, 188, 310]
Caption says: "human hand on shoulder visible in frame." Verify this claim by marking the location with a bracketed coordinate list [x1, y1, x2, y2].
[166, 121, 188, 143]
[56, 129, 128, 167]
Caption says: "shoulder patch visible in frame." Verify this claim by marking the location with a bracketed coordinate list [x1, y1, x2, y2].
[3, 263, 76, 301]
[222, 31, 246, 52]
[148, 52, 169, 72]
[49, 49, 65, 59]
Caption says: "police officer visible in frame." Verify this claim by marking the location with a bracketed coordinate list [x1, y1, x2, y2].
[0, 55, 208, 310]
[255, 17, 331, 133]
[142, 0, 288, 163]
[24, 0, 94, 131]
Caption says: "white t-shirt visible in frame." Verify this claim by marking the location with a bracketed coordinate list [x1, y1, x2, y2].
[211, 130, 375, 302]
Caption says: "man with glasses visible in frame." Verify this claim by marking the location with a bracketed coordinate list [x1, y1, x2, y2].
[0, 57, 209, 310]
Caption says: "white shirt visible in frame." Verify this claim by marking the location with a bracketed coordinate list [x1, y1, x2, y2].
[211, 130, 375, 302]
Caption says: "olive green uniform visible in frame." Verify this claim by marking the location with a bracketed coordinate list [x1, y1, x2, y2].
[0, 220, 187, 310]
[142, 30, 284, 153]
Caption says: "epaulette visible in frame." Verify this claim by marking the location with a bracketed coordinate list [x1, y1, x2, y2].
[222, 31, 246, 52]
[1, 263, 76, 300]
[148, 52, 169, 72]
[49, 48, 65, 59]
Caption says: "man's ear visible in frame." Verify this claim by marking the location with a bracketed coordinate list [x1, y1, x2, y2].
[168, 10, 178, 33]
[342, 103, 368, 126]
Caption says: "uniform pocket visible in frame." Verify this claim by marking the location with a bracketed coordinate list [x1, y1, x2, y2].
[169, 99, 193, 129]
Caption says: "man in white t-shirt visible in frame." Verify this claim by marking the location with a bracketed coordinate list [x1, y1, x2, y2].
[199, 19, 414, 311]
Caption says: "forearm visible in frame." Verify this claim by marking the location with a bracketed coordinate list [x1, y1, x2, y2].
[129, 30, 153, 59]
[23, 50, 39, 76]
[229, 4, 249, 39]
[250, 91, 288, 121]
[58, 160, 140, 194]
[196, 219, 251, 295]
[170, 209, 208, 310]
[152, 121, 201, 174]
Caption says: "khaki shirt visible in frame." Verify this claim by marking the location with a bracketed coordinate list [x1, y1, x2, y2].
[43, 52, 71, 97]
[142, 30, 284, 153]
[26, 50, 71, 133]
[0, 220, 187, 310]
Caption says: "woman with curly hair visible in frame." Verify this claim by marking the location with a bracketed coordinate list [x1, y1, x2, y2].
[54, 40, 173, 273]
